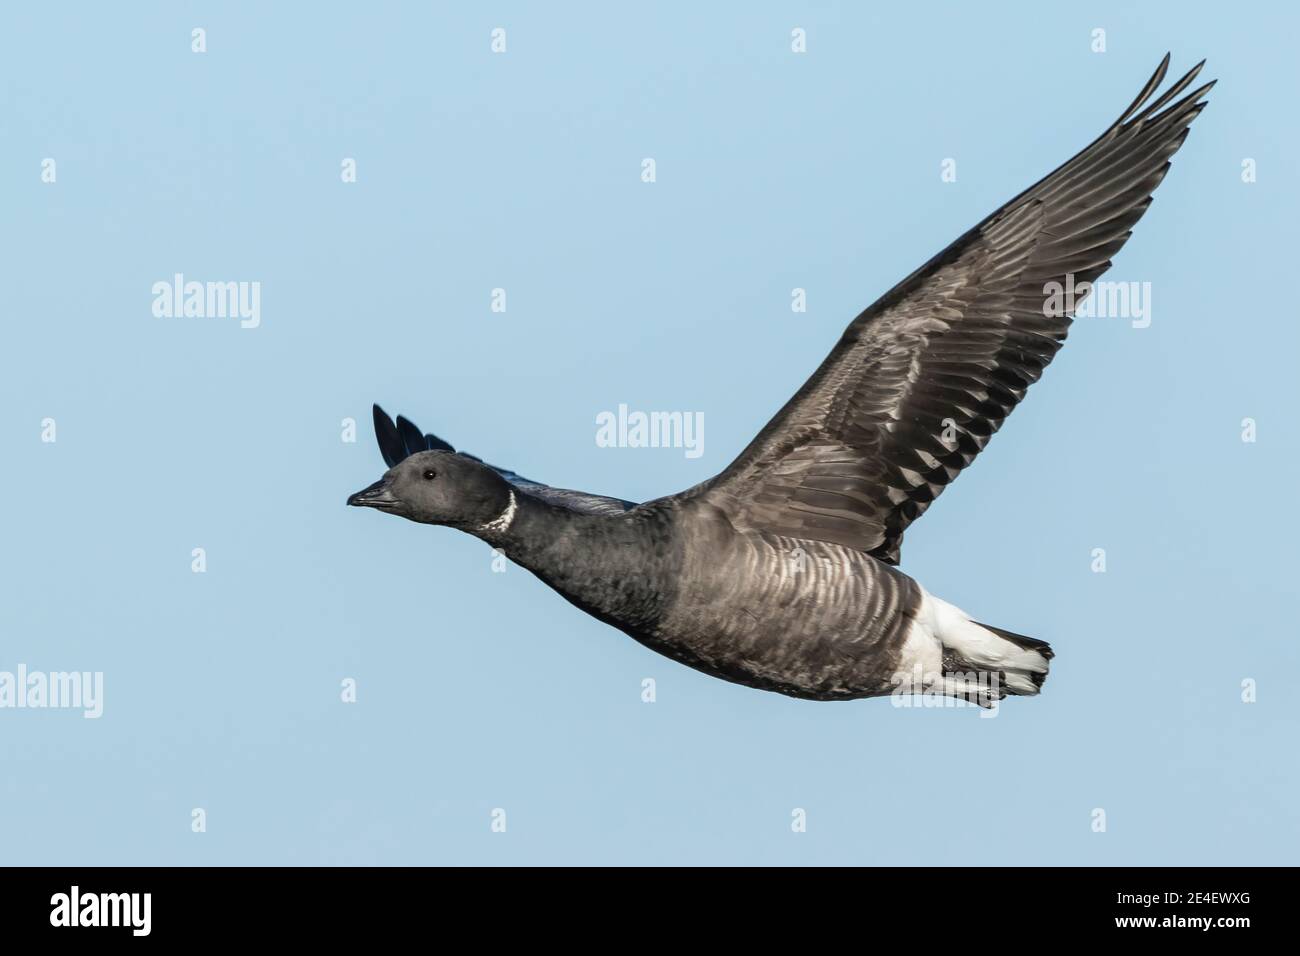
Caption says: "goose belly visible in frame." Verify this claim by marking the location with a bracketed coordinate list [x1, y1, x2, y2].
[653, 527, 923, 700]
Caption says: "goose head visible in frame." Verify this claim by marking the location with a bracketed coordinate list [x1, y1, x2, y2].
[348, 450, 513, 530]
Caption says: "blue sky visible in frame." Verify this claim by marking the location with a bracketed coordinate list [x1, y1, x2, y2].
[1, 2, 1296, 865]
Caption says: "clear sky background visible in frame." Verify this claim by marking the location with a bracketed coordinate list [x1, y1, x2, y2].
[2, 2, 1296, 865]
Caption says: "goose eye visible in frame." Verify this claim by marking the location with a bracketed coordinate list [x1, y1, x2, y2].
[422, 468, 437, 480]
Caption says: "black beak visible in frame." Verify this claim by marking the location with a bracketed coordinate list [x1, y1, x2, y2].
[347, 479, 399, 510]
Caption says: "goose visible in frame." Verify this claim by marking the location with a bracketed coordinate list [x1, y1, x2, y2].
[349, 56, 1212, 706]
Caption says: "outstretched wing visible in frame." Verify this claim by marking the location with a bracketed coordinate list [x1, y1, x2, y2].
[371, 405, 635, 516]
[695, 55, 1213, 564]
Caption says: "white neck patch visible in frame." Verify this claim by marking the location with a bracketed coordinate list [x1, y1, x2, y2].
[478, 489, 517, 535]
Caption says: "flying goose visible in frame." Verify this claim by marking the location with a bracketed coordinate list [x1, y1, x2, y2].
[349, 56, 1212, 705]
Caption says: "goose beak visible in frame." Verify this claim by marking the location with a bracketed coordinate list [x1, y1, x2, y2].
[347, 479, 398, 510]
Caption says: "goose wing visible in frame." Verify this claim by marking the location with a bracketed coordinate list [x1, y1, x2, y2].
[370, 405, 635, 516]
[695, 55, 1213, 564]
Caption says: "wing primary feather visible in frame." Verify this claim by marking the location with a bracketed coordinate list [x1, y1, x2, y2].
[1111, 53, 1171, 130]
[1128, 60, 1207, 126]
[372, 404, 405, 468]
[394, 415, 428, 459]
